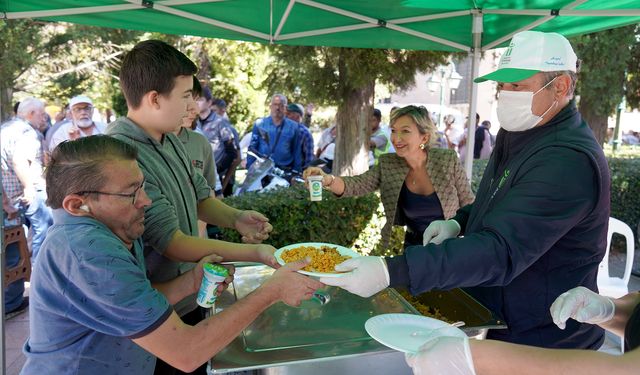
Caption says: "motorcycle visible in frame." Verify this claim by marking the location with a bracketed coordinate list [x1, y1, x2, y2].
[234, 151, 304, 195]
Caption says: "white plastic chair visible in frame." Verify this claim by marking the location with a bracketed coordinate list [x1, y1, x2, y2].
[597, 217, 635, 299]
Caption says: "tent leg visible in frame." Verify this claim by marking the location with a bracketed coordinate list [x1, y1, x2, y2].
[1, 188, 6, 374]
[464, 12, 483, 180]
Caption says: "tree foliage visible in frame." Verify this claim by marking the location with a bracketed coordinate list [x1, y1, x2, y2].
[183, 38, 270, 135]
[571, 25, 637, 145]
[263, 46, 449, 174]
[0, 20, 48, 120]
[0, 21, 141, 120]
[625, 28, 640, 110]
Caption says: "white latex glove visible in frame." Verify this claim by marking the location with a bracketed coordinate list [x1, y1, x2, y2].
[406, 334, 476, 375]
[319, 256, 389, 298]
[423, 219, 461, 245]
[550, 286, 615, 330]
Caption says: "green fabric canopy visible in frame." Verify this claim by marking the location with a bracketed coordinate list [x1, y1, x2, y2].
[2, 0, 639, 53]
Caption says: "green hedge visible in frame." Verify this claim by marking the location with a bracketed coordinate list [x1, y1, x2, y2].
[220, 186, 380, 250]
[608, 157, 640, 230]
[222, 157, 639, 255]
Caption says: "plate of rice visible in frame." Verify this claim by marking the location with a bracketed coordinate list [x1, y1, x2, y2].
[275, 242, 361, 278]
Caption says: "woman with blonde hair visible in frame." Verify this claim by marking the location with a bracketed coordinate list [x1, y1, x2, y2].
[304, 105, 474, 248]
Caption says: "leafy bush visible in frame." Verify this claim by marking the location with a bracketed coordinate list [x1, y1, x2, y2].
[608, 157, 640, 231]
[222, 156, 639, 256]
[220, 186, 379, 249]
[471, 159, 489, 194]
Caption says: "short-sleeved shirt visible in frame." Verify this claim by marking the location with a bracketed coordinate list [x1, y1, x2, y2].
[177, 127, 218, 190]
[22, 209, 172, 375]
[108, 117, 211, 317]
[1, 118, 45, 199]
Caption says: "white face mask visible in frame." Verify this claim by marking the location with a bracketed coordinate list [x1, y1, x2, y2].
[497, 77, 558, 132]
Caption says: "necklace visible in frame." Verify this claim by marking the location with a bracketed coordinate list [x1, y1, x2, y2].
[408, 159, 427, 186]
[409, 171, 418, 185]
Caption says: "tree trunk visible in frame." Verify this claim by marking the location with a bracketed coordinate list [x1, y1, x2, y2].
[194, 41, 212, 83]
[0, 85, 13, 122]
[580, 102, 608, 146]
[334, 82, 374, 176]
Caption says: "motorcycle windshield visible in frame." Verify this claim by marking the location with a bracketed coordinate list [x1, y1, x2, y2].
[238, 158, 274, 193]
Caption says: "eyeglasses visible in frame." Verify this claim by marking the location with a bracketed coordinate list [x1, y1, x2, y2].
[76, 179, 146, 205]
[71, 105, 94, 113]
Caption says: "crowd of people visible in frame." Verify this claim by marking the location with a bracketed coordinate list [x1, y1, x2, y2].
[0, 30, 637, 375]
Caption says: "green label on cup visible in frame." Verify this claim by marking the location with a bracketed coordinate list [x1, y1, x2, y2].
[309, 176, 323, 201]
[204, 263, 229, 277]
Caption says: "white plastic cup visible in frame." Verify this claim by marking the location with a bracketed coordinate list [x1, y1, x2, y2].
[197, 263, 229, 308]
[308, 175, 323, 201]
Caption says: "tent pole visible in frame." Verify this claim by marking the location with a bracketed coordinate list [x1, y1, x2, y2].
[1, 190, 5, 374]
[464, 12, 482, 179]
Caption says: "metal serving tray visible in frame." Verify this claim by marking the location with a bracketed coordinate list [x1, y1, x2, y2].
[400, 288, 507, 339]
[208, 264, 505, 374]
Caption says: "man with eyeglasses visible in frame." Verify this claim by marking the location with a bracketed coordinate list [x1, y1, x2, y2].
[48, 95, 107, 152]
[22, 135, 322, 375]
[247, 93, 302, 173]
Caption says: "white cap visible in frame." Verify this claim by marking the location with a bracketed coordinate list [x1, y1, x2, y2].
[69, 95, 93, 108]
[475, 31, 577, 83]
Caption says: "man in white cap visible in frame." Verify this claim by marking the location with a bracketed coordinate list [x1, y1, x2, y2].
[320, 31, 611, 350]
[48, 95, 107, 152]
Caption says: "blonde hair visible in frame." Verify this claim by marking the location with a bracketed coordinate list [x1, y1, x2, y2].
[390, 105, 437, 147]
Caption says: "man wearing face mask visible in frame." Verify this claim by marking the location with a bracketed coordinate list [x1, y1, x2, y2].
[321, 31, 610, 350]
[49, 95, 107, 152]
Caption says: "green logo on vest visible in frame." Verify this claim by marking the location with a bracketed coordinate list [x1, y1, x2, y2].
[498, 169, 510, 189]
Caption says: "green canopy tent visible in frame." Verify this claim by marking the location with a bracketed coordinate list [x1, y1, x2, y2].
[0, 0, 639, 370]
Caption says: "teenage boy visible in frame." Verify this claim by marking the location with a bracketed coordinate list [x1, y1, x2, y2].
[106, 40, 277, 374]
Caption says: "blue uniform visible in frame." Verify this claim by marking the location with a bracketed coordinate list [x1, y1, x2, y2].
[22, 210, 172, 375]
[247, 116, 301, 172]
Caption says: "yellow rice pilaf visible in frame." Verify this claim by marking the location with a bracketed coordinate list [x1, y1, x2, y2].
[281, 245, 351, 273]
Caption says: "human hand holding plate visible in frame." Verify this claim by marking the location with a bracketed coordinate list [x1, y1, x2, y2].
[401, 319, 475, 375]
[365, 314, 467, 354]
[274, 242, 361, 278]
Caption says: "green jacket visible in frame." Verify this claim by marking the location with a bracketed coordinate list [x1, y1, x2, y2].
[107, 117, 211, 284]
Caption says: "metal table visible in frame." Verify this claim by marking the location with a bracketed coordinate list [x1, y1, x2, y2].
[208, 264, 505, 374]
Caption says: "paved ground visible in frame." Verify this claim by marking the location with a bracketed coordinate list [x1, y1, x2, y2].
[4, 284, 28, 375]
[4, 250, 639, 374]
